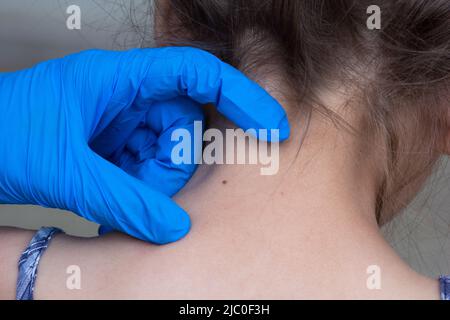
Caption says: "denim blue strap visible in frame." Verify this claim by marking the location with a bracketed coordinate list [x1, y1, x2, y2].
[16, 227, 62, 300]
[440, 276, 450, 301]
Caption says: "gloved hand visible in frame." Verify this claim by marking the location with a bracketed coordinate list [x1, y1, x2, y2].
[0, 47, 290, 244]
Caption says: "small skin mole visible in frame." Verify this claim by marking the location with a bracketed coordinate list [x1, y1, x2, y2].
[222, 180, 227, 185]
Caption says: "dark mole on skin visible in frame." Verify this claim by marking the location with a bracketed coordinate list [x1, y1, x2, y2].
[222, 180, 227, 185]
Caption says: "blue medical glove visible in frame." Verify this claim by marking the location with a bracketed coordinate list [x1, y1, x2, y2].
[0, 47, 290, 244]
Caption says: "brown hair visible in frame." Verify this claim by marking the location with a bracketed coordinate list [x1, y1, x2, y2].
[154, 0, 450, 224]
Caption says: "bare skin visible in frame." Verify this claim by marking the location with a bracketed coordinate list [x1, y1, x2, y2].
[0, 80, 441, 299]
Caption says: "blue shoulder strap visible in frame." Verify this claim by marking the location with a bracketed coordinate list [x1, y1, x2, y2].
[16, 227, 62, 300]
[440, 276, 450, 301]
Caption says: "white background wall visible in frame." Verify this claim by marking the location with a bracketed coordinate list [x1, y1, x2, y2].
[0, 0, 449, 278]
